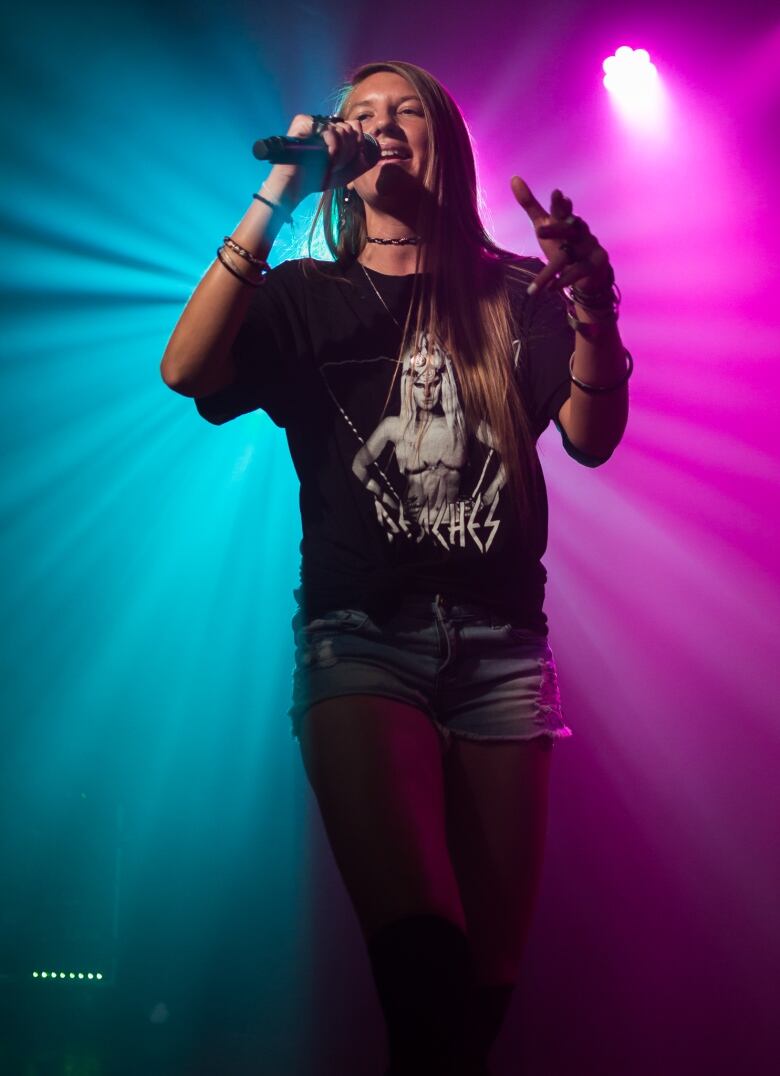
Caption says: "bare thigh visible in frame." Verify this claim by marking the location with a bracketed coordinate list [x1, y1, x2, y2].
[443, 735, 553, 985]
[297, 695, 466, 939]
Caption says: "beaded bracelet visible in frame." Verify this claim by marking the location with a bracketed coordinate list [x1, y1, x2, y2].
[216, 246, 264, 288]
[570, 280, 622, 312]
[223, 235, 270, 272]
[569, 350, 633, 394]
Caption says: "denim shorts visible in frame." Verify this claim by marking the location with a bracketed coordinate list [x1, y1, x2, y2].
[288, 593, 572, 752]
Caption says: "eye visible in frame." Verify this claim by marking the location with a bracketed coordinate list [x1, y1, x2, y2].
[355, 112, 372, 121]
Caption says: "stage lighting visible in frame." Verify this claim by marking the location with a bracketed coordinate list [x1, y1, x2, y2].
[603, 46, 663, 129]
[603, 46, 657, 95]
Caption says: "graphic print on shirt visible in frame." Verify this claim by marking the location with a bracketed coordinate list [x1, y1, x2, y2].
[320, 333, 507, 553]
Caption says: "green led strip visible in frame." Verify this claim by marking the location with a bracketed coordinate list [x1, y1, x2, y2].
[32, 971, 104, 981]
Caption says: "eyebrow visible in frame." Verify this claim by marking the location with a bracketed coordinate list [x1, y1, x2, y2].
[346, 95, 422, 112]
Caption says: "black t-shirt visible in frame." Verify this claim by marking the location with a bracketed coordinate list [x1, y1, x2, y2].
[195, 256, 591, 633]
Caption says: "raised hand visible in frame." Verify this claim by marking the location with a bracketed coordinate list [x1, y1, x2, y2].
[510, 177, 613, 295]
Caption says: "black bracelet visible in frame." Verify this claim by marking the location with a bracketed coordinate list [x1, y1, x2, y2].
[565, 306, 618, 336]
[253, 191, 292, 223]
[216, 246, 263, 287]
[569, 350, 633, 394]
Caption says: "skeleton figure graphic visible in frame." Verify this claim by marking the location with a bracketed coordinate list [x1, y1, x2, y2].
[352, 334, 507, 541]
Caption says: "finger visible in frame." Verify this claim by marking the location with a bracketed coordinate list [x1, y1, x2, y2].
[333, 120, 363, 165]
[349, 119, 366, 149]
[536, 216, 592, 241]
[340, 131, 372, 178]
[527, 250, 570, 294]
[325, 123, 361, 169]
[327, 122, 375, 186]
[287, 112, 322, 138]
[551, 261, 598, 290]
[349, 121, 370, 166]
[550, 189, 573, 221]
[510, 176, 548, 225]
[320, 127, 344, 161]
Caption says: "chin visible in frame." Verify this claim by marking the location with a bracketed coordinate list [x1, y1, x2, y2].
[373, 166, 421, 198]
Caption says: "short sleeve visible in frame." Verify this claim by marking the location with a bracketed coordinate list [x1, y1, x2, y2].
[194, 260, 303, 427]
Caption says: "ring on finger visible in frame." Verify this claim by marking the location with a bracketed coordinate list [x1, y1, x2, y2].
[311, 113, 341, 133]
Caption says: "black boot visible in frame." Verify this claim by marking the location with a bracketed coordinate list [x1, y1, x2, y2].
[367, 912, 486, 1076]
[464, 982, 515, 1067]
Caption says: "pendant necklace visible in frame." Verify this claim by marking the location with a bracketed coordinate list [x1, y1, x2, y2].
[360, 262, 409, 330]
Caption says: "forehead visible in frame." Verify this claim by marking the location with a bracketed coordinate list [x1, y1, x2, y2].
[345, 71, 419, 109]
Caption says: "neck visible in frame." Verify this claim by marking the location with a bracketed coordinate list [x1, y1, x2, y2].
[359, 206, 423, 275]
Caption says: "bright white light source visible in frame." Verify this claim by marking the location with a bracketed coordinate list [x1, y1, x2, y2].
[603, 46, 657, 94]
[603, 45, 663, 130]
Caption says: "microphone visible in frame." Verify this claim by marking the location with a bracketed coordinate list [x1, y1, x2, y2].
[252, 132, 381, 168]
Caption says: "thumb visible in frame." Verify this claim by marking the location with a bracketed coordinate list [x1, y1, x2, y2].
[511, 176, 547, 225]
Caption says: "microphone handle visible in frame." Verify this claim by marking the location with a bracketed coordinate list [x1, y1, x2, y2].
[252, 133, 381, 166]
[252, 135, 326, 162]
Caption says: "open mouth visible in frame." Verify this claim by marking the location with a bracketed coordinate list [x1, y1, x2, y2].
[378, 147, 412, 162]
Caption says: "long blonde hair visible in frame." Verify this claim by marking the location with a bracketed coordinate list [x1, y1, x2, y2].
[309, 60, 539, 519]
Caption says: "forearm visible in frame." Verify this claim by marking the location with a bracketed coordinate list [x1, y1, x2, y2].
[564, 308, 629, 460]
[160, 169, 297, 397]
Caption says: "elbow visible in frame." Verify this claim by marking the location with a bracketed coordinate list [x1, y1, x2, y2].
[159, 351, 232, 399]
[556, 419, 622, 467]
[577, 445, 616, 468]
[160, 352, 190, 395]
[567, 430, 624, 467]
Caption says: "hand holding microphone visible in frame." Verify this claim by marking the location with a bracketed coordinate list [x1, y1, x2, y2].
[255, 114, 379, 208]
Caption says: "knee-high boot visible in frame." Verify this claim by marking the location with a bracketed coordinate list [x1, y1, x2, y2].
[464, 983, 515, 1066]
[366, 912, 487, 1076]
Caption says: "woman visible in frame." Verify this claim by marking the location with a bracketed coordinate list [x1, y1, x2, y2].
[161, 60, 630, 1076]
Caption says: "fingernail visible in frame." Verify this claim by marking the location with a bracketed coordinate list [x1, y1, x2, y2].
[526, 282, 538, 295]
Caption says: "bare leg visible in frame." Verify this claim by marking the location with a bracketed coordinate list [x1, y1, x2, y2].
[443, 735, 553, 1060]
[297, 696, 481, 1073]
[297, 694, 466, 937]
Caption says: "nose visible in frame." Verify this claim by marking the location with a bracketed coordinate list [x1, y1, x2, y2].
[370, 111, 401, 137]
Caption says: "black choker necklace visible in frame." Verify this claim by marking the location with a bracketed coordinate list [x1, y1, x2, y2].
[366, 236, 421, 246]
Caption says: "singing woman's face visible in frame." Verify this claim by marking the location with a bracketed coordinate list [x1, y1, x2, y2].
[343, 71, 429, 201]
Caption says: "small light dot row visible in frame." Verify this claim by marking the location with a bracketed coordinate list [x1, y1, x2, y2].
[32, 971, 103, 980]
